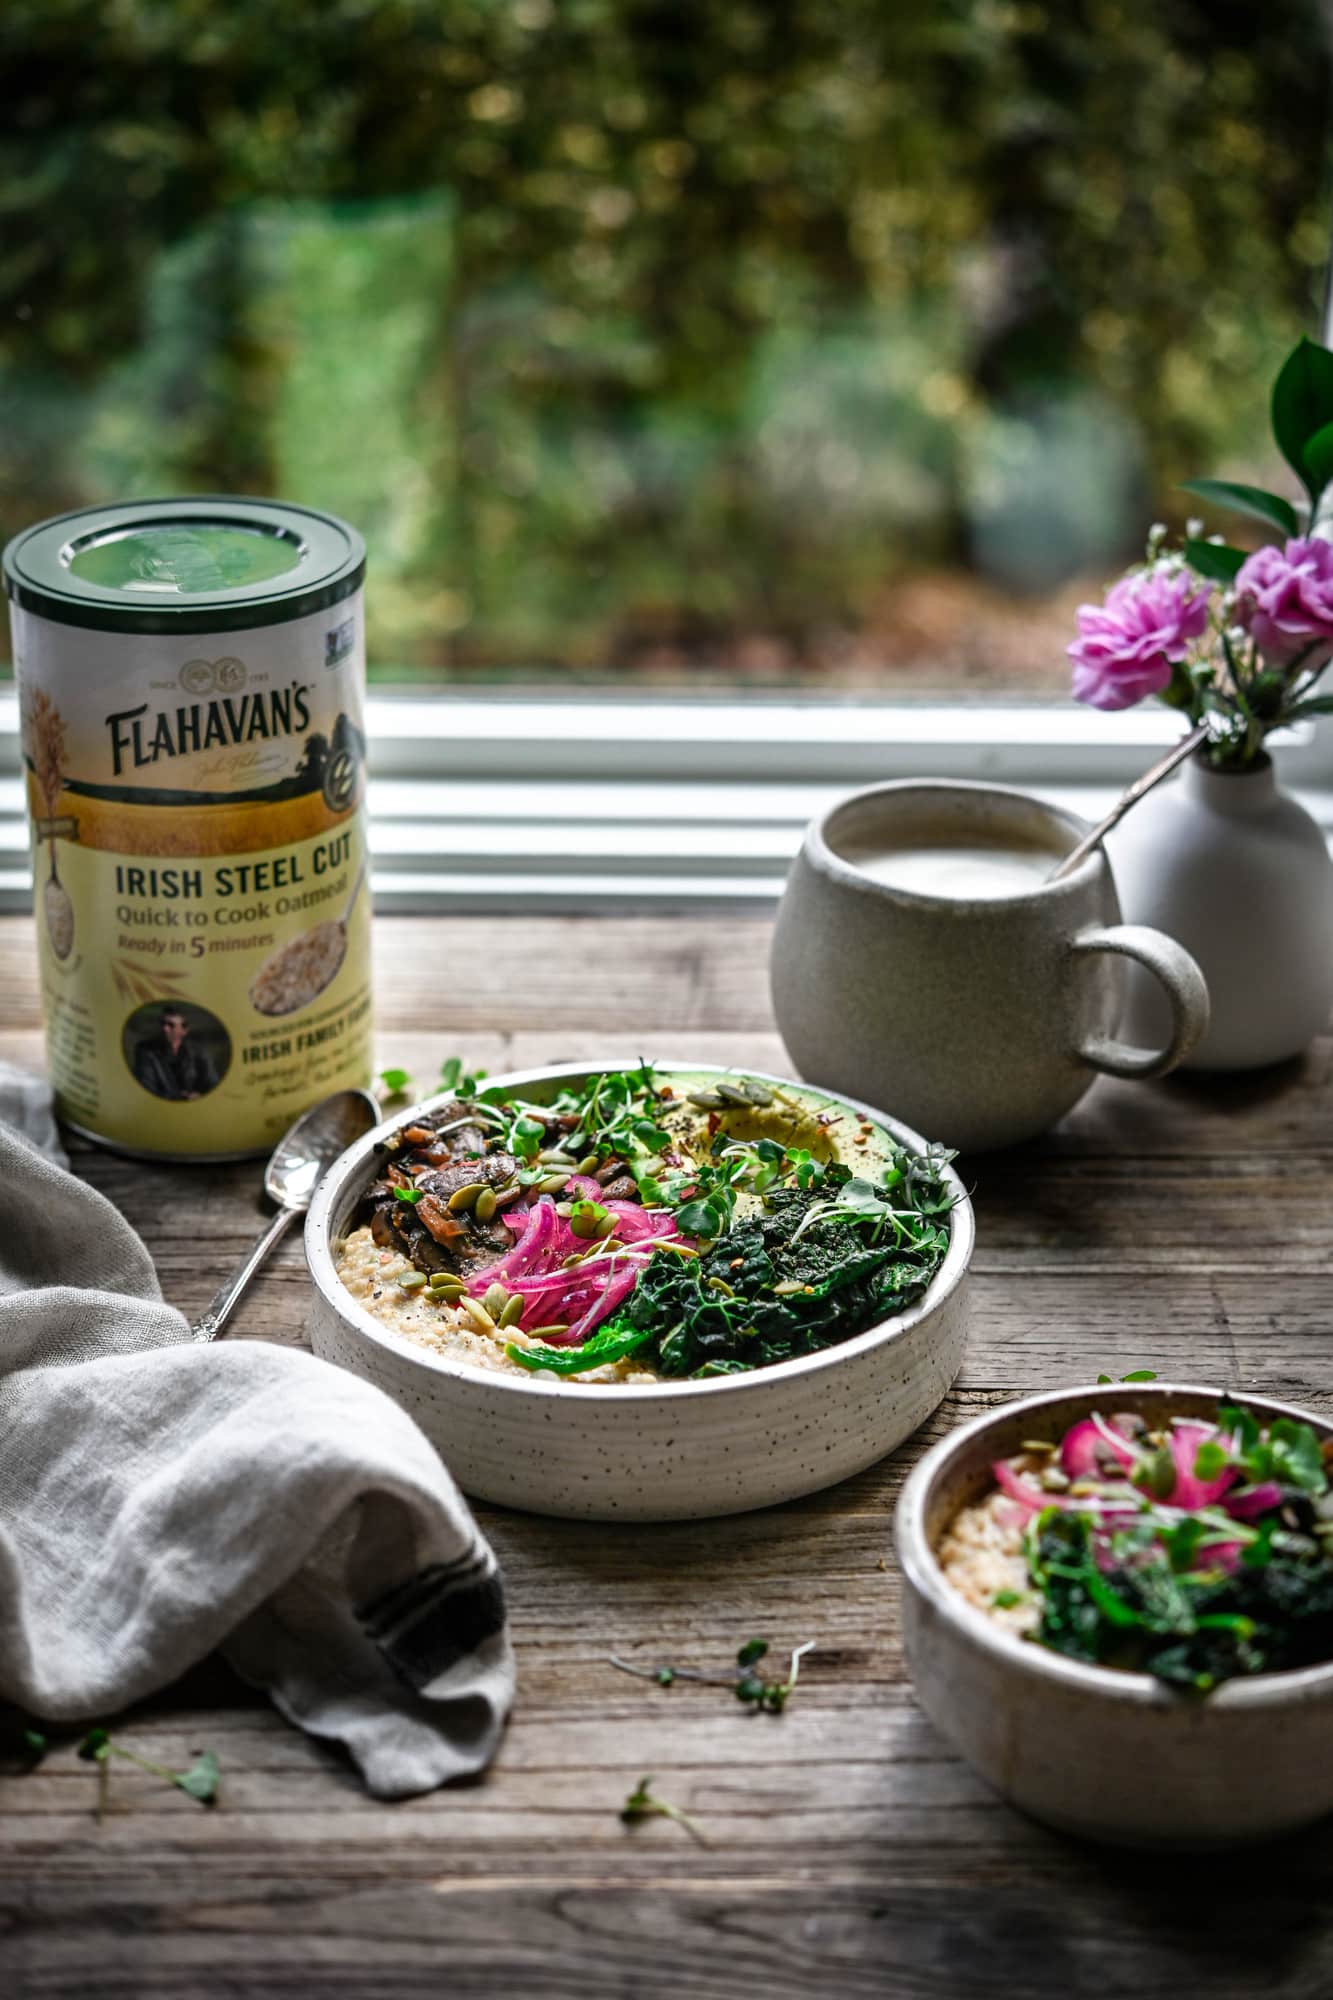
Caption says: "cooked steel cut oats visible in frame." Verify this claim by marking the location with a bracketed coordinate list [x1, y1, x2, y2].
[936, 1489, 1040, 1637]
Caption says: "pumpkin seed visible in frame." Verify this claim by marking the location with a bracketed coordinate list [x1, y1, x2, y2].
[771, 1279, 807, 1296]
[686, 1089, 724, 1110]
[474, 1186, 498, 1224]
[526, 1322, 570, 1340]
[482, 1282, 510, 1318]
[537, 1171, 571, 1194]
[555, 1201, 575, 1218]
[741, 1079, 773, 1106]
[396, 1271, 428, 1290]
[446, 1181, 486, 1213]
[714, 1081, 753, 1107]
[576, 1153, 601, 1175]
[538, 1148, 576, 1167]
[429, 1272, 464, 1295]
[459, 1296, 497, 1335]
[498, 1294, 525, 1329]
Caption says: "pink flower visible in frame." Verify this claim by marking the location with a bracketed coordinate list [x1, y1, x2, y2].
[1235, 536, 1333, 665]
[1067, 569, 1211, 711]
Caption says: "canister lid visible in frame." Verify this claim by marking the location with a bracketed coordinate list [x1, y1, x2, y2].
[3, 496, 365, 634]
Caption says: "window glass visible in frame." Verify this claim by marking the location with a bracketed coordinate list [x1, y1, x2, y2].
[3, 3, 1328, 692]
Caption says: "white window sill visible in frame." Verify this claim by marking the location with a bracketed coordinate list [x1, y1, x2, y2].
[2, 689, 1330, 914]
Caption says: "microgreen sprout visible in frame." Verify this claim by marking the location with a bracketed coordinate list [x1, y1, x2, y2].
[0, 1712, 48, 1770]
[608, 1636, 816, 1715]
[439, 1055, 487, 1098]
[378, 1066, 413, 1098]
[620, 1775, 709, 1846]
[77, 1728, 220, 1822]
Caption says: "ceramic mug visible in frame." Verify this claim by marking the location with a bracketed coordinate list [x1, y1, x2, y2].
[770, 780, 1210, 1152]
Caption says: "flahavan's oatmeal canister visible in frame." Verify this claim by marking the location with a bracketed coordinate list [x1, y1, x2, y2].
[3, 497, 373, 1159]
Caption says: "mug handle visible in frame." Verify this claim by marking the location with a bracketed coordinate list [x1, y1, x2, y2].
[1068, 923, 1210, 1080]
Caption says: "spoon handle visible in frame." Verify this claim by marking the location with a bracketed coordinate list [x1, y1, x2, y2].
[1048, 721, 1210, 883]
[342, 854, 368, 925]
[190, 1205, 301, 1343]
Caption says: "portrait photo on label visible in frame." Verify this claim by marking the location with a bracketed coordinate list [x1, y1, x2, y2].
[122, 998, 232, 1103]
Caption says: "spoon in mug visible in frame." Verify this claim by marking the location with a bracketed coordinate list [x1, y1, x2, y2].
[191, 1086, 380, 1341]
[1047, 721, 1210, 883]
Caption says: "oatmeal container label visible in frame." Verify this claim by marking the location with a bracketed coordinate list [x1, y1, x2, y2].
[5, 500, 373, 1158]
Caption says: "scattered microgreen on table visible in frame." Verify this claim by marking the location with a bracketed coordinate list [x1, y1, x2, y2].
[77, 1729, 220, 1822]
[620, 1775, 710, 1846]
[0, 1712, 48, 1770]
[608, 1636, 816, 1713]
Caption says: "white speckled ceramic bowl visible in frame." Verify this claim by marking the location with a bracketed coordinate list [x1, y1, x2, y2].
[897, 1384, 1333, 1849]
[306, 1061, 973, 1521]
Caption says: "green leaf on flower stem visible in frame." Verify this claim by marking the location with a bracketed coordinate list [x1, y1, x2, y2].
[1271, 337, 1333, 500]
[1284, 696, 1333, 723]
[1304, 421, 1333, 498]
[1178, 479, 1300, 541]
[1183, 539, 1246, 583]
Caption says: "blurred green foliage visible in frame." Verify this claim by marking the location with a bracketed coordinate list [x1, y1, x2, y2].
[1, 0, 1329, 680]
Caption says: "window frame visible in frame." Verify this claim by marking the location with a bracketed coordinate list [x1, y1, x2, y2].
[2, 686, 1330, 914]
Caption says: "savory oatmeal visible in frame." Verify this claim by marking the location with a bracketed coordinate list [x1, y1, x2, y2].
[936, 1404, 1333, 1690]
[334, 1063, 955, 1386]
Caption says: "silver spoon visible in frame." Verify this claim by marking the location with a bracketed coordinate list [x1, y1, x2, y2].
[191, 1087, 380, 1342]
[1047, 721, 1210, 883]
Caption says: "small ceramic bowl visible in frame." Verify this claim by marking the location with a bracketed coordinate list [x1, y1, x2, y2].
[305, 1061, 973, 1521]
[896, 1383, 1333, 1849]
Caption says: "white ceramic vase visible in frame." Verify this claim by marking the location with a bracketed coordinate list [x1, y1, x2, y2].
[1105, 752, 1333, 1070]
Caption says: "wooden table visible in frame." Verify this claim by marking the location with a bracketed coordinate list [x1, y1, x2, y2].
[2, 913, 1332, 1999]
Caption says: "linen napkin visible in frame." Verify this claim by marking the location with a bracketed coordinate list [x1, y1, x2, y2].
[0, 1082, 515, 1799]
